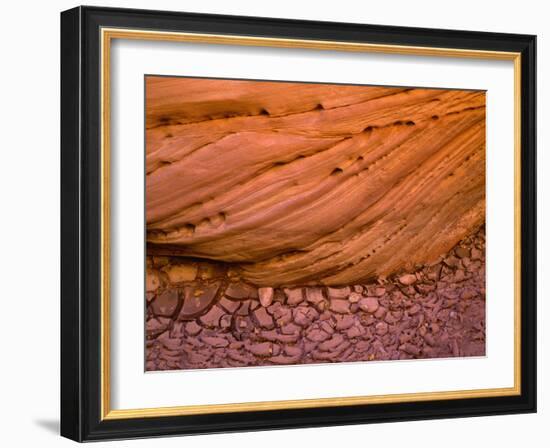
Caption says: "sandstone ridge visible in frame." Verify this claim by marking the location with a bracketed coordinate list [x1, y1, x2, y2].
[146, 77, 486, 286]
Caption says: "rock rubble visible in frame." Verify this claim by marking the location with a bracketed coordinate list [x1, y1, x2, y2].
[146, 227, 486, 371]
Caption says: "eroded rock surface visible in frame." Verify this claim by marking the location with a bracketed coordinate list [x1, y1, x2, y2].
[146, 77, 486, 285]
[145, 227, 486, 371]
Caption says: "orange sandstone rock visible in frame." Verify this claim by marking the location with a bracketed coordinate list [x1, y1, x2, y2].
[146, 77, 485, 286]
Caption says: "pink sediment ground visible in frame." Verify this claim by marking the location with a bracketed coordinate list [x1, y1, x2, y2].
[145, 227, 485, 371]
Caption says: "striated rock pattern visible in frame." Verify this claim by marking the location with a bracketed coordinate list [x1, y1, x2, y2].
[146, 77, 486, 285]
[145, 227, 485, 371]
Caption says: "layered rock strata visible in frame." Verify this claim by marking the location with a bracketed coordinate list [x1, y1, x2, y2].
[146, 77, 486, 286]
[145, 227, 485, 371]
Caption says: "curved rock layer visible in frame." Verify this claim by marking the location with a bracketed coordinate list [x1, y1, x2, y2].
[146, 77, 486, 286]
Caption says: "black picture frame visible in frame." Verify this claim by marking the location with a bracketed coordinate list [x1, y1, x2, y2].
[61, 5, 536, 442]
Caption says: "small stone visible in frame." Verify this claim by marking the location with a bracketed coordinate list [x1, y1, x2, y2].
[355, 341, 371, 352]
[293, 307, 318, 327]
[348, 292, 362, 303]
[393, 309, 403, 320]
[201, 335, 229, 348]
[455, 247, 470, 258]
[220, 314, 232, 329]
[160, 336, 181, 351]
[416, 283, 436, 294]
[427, 264, 443, 281]
[305, 287, 325, 304]
[248, 342, 273, 357]
[146, 269, 160, 292]
[284, 345, 302, 357]
[146, 318, 169, 334]
[318, 334, 345, 351]
[424, 333, 436, 346]
[236, 317, 249, 329]
[400, 343, 420, 356]
[270, 354, 301, 364]
[347, 325, 365, 338]
[384, 312, 399, 324]
[186, 351, 211, 364]
[353, 285, 364, 293]
[454, 269, 466, 282]
[179, 283, 220, 318]
[358, 297, 379, 313]
[461, 289, 477, 300]
[399, 331, 413, 344]
[227, 350, 249, 364]
[399, 274, 417, 286]
[335, 315, 355, 330]
[281, 322, 301, 335]
[185, 321, 202, 336]
[199, 305, 225, 327]
[375, 322, 389, 335]
[258, 287, 274, 307]
[374, 306, 387, 319]
[284, 288, 304, 306]
[330, 299, 350, 314]
[361, 314, 375, 326]
[393, 289, 407, 301]
[374, 287, 386, 297]
[326, 286, 351, 300]
[466, 261, 482, 273]
[408, 304, 421, 315]
[471, 247, 482, 260]
[443, 256, 460, 268]
[219, 296, 240, 313]
[306, 328, 331, 342]
[267, 302, 281, 314]
[151, 289, 179, 317]
[234, 300, 249, 316]
[303, 341, 318, 354]
[264, 330, 299, 344]
[273, 307, 292, 326]
[253, 307, 274, 329]
[163, 263, 198, 283]
[319, 320, 334, 334]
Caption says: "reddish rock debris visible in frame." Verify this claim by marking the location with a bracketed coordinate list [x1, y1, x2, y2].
[146, 227, 486, 371]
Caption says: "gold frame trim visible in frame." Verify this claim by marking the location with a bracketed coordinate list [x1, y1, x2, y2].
[100, 28, 522, 421]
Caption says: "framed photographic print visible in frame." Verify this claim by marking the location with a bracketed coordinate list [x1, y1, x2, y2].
[60, 6, 537, 442]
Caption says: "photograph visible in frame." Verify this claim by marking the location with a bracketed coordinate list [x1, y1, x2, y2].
[144, 76, 487, 371]
[0, 0, 543, 444]
[56, 4, 538, 441]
